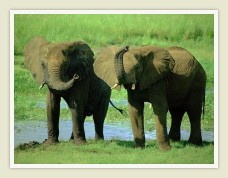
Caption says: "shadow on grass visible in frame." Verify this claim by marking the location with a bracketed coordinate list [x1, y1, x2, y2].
[15, 139, 214, 152]
[113, 140, 214, 149]
[113, 140, 136, 148]
[171, 140, 214, 148]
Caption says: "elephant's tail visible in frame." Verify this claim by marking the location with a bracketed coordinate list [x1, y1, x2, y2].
[109, 100, 127, 116]
[202, 98, 205, 119]
[202, 88, 206, 119]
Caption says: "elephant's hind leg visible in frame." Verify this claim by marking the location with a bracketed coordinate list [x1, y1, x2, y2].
[93, 92, 110, 140]
[169, 107, 185, 141]
[93, 115, 105, 141]
[93, 111, 105, 140]
[186, 89, 203, 145]
[187, 108, 202, 145]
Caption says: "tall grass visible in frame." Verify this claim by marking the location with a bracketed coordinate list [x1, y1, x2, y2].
[14, 14, 214, 56]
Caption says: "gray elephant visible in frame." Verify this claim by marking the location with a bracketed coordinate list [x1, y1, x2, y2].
[24, 36, 112, 145]
[93, 46, 206, 150]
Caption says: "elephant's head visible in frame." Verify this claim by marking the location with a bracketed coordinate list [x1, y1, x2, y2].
[24, 36, 94, 91]
[93, 45, 175, 91]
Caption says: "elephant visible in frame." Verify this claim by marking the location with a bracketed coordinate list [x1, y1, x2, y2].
[24, 36, 113, 145]
[93, 45, 206, 150]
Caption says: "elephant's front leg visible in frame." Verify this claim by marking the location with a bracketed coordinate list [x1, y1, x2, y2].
[152, 106, 171, 150]
[45, 90, 61, 144]
[64, 97, 86, 145]
[71, 107, 86, 144]
[128, 93, 145, 148]
[150, 83, 171, 150]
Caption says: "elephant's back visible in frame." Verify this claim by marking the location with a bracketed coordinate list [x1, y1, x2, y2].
[167, 46, 198, 77]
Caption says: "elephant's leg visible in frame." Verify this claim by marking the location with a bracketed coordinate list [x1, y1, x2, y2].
[169, 108, 185, 141]
[64, 96, 86, 145]
[72, 108, 86, 144]
[186, 90, 203, 145]
[69, 114, 85, 141]
[128, 94, 145, 148]
[152, 106, 171, 150]
[150, 82, 171, 150]
[93, 92, 110, 140]
[45, 90, 61, 144]
[93, 113, 105, 140]
[187, 107, 202, 145]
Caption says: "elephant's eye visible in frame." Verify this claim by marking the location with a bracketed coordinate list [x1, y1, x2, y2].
[41, 62, 45, 69]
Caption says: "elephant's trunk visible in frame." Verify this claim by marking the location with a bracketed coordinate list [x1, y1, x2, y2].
[45, 64, 79, 91]
[114, 46, 129, 85]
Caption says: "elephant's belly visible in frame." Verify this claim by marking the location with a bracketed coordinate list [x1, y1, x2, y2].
[167, 97, 187, 108]
[128, 89, 151, 102]
[166, 76, 191, 108]
[167, 87, 190, 108]
[84, 107, 94, 116]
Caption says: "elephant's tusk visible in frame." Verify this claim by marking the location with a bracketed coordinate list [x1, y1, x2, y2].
[111, 83, 121, 90]
[73, 74, 79, 80]
[131, 84, 136, 90]
[111, 83, 118, 89]
[39, 83, 45, 90]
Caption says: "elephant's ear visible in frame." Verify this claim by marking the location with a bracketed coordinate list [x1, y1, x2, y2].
[138, 47, 175, 90]
[24, 36, 49, 85]
[62, 41, 94, 79]
[93, 46, 120, 89]
[72, 42, 94, 67]
[63, 41, 94, 67]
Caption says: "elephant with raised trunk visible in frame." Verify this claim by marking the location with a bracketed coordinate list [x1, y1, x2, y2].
[94, 45, 206, 150]
[24, 36, 111, 145]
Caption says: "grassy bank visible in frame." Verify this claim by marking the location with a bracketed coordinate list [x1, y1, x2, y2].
[14, 140, 214, 164]
[13, 14, 215, 164]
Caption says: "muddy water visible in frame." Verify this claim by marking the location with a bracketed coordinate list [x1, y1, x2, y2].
[14, 120, 214, 148]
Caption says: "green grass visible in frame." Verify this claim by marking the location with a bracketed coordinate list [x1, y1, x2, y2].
[14, 140, 214, 164]
[14, 14, 214, 54]
[13, 14, 215, 164]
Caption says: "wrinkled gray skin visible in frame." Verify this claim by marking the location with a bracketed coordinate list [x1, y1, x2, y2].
[94, 46, 206, 150]
[24, 36, 111, 145]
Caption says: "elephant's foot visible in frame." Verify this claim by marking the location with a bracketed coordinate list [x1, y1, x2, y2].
[74, 138, 86, 145]
[134, 138, 145, 148]
[135, 145, 145, 149]
[95, 132, 104, 141]
[43, 138, 59, 145]
[188, 137, 202, 146]
[95, 137, 104, 141]
[168, 133, 181, 142]
[158, 141, 171, 151]
[70, 132, 74, 140]
[168, 129, 181, 142]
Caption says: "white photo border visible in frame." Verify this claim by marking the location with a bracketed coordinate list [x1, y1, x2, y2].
[10, 9, 218, 169]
